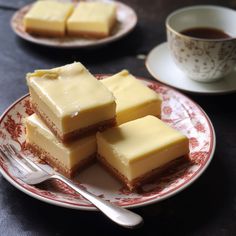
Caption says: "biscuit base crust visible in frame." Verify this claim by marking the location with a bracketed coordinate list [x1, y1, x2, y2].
[31, 102, 116, 143]
[25, 27, 65, 37]
[97, 154, 189, 191]
[67, 30, 109, 39]
[67, 20, 117, 39]
[26, 142, 95, 178]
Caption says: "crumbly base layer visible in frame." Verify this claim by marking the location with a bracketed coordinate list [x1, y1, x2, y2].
[67, 30, 109, 39]
[67, 20, 116, 39]
[25, 27, 65, 37]
[26, 142, 95, 178]
[97, 154, 189, 191]
[31, 102, 116, 143]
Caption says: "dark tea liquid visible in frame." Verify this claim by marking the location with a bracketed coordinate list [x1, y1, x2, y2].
[181, 27, 231, 39]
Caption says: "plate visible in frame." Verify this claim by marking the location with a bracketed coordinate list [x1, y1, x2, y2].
[0, 76, 215, 210]
[10, 1, 137, 48]
[146, 42, 236, 94]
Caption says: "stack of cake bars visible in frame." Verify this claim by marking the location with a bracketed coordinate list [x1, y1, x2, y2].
[23, 1, 117, 38]
[25, 62, 189, 191]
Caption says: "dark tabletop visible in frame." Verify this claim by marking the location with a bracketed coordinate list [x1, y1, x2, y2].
[0, 0, 236, 235]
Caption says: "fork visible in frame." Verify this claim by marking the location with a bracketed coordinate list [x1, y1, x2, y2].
[0, 144, 143, 229]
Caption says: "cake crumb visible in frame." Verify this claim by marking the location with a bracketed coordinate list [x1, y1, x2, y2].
[136, 54, 146, 60]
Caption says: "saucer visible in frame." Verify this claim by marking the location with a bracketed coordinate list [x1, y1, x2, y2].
[146, 42, 236, 94]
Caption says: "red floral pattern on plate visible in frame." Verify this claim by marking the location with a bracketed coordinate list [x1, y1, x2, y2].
[0, 76, 215, 210]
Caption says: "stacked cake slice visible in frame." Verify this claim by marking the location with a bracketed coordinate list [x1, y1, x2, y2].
[25, 62, 189, 190]
[25, 114, 97, 177]
[25, 62, 116, 177]
[26, 62, 116, 142]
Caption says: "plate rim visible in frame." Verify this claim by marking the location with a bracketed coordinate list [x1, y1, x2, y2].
[10, 1, 138, 48]
[0, 77, 216, 210]
[145, 42, 236, 95]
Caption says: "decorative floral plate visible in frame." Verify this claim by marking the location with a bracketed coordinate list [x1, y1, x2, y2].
[0, 76, 215, 210]
[10, 0, 137, 48]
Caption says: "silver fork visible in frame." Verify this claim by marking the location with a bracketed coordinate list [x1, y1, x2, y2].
[0, 144, 143, 228]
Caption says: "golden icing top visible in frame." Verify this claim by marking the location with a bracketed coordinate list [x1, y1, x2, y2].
[24, 1, 73, 22]
[68, 2, 116, 23]
[97, 115, 188, 163]
[101, 70, 162, 114]
[26, 62, 115, 117]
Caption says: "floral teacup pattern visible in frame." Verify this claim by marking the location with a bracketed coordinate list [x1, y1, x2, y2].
[167, 30, 236, 82]
[166, 5, 236, 82]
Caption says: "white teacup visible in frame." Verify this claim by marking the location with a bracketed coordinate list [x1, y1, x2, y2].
[166, 5, 236, 82]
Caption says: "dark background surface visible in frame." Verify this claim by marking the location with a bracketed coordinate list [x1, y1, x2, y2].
[0, 0, 236, 235]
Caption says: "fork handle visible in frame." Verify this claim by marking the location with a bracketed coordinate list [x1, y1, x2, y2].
[52, 174, 143, 228]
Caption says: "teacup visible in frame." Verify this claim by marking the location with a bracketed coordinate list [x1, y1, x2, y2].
[166, 5, 236, 82]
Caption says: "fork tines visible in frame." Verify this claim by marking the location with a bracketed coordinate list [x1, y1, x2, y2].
[0, 144, 41, 172]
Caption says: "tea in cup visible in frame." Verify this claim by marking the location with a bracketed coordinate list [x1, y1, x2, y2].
[166, 5, 236, 82]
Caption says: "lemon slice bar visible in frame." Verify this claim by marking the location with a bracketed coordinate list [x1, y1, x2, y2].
[101, 70, 162, 125]
[67, 2, 117, 38]
[26, 62, 116, 142]
[25, 114, 97, 177]
[24, 1, 73, 37]
[96, 115, 189, 191]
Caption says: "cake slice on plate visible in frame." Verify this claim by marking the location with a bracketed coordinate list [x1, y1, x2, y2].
[101, 70, 162, 125]
[24, 1, 73, 37]
[67, 1, 117, 38]
[26, 62, 116, 142]
[96, 115, 189, 191]
[25, 114, 97, 178]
